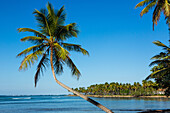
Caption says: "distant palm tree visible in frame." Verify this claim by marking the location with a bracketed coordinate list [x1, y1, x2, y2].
[17, 2, 113, 113]
[147, 41, 170, 96]
[135, 0, 170, 30]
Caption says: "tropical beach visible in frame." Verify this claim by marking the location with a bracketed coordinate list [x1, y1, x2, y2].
[0, 0, 170, 113]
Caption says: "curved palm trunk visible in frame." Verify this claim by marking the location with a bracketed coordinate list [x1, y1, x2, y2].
[50, 47, 113, 113]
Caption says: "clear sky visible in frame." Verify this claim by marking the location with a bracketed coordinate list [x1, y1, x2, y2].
[0, 0, 169, 95]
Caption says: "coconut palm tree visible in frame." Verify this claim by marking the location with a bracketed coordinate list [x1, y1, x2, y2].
[17, 2, 113, 113]
[147, 41, 170, 96]
[135, 0, 170, 96]
[135, 0, 170, 30]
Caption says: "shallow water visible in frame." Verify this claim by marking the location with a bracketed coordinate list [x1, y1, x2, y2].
[0, 95, 169, 113]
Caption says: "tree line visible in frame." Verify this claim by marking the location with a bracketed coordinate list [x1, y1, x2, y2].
[73, 80, 163, 97]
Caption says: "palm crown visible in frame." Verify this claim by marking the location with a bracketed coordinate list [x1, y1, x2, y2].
[17, 2, 89, 87]
[147, 41, 170, 79]
[135, 0, 170, 30]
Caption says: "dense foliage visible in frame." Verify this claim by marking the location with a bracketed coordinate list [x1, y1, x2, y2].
[147, 41, 170, 97]
[73, 80, 160, 97]
[135, 0, 170, 97]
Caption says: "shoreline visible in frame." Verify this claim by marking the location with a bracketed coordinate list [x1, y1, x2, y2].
[68, 94, 170, 98]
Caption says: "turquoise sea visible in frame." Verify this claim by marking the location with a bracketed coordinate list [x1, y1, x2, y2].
[0, 95, 169, 113]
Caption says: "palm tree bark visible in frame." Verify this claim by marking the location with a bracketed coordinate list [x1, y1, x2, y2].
[50, 47, 113, 113]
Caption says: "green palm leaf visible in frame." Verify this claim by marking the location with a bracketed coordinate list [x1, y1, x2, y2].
[151, 52, 166, 59]
[35, 53, 49, 87]
[135, 0, 170, 30]
[18, 28, 46, 38]
[62, 43, 89, 55]
[53, 42, 69, 60]
[146, 67, 169, 79]
[17, 44, 46, 57]
[19, 50, 44, 70]
[33, 9, 51, 36]
[135, 0, 155, 8]
[153, 41, 168, 48]
[52, 48, 64, 75]
[65, 55, 81, 79]
[140, 1, 156, 16]
[149, 59, 169, 66]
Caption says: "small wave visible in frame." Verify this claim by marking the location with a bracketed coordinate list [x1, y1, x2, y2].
[12, 97, 31, 100]
[52, 97, 61, 99]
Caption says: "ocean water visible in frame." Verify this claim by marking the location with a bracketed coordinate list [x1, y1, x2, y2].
[0, 95, 169, 113]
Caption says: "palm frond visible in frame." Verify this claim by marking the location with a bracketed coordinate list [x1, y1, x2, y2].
[65, 55, 81, 79]
[146, 67, 169, 80]
[53, 48, 64, 75]
[17, 44, 46, 57]
[19, 50, 44, 70]
[151, 52, 166, 59]
[152, 3, 162, 29]
[20, 36, 49, 44]
[135, 0, 155, 8]
[53, 42, 69, 60]
[21, 36, 43, 41]
[62, 43, 89, 56]
[55, 6, 65, 25]
[153, 41, 168, 48]
[34, 53, 49, 87]
[163, 0, 170, 18]
[162, 55, 170, 60]
[18, 28, 46, 38]
[33, 9, 51, 36]
[57, 23, 79, 41]
[149, 59, 169, 66]
[140, 1, 156, 16]
[47, 2, 55, 21]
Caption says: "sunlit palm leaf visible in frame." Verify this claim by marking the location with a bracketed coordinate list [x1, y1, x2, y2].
[53, 42, 69, 60]
[65, 55, 81, 79]
[152, 4, 162, 29]
[52, 48, 64, 75]
[18, 28, 46, 38]
[62, 43, 89, 55]
[19, 50, 44, 70]
[135, 0, 170, 30]
[153, 41, 168, 48]
[17, 44, 45, 57]
[135, 0, 155, 8]
[140, 1, 156, 16]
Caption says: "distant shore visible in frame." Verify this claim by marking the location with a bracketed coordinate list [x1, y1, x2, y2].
[68, 94, 170, 98]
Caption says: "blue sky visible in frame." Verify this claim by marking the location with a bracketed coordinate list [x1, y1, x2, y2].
[0, 0, 169, 95]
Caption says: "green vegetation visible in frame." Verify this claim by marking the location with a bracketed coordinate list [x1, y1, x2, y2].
[135, 0, 170, 97]
[135, 0, 170, 30]
[73, 80, 161, 97]
[17, 2, 113, 113]
[147, 41, 170, 97]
